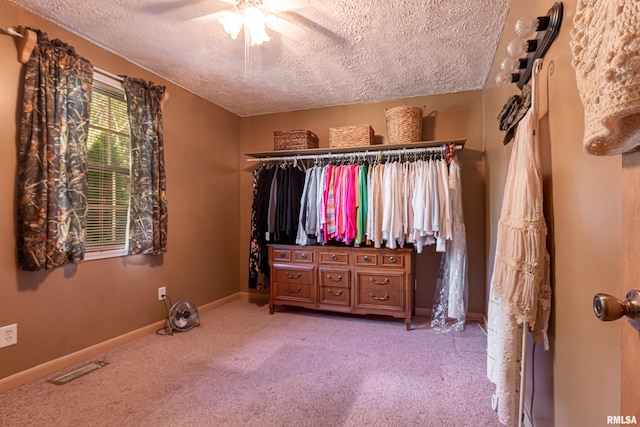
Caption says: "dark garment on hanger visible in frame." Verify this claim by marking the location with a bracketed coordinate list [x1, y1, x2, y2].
[249, 165, 276, 289]
[254, 165, 276, 237]
[275, 165, 305, 244]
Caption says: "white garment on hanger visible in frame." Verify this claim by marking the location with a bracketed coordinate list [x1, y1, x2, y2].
[487, 62, 551, 426]
[411, 160, 425, 253]
[446, 158, 467, 320]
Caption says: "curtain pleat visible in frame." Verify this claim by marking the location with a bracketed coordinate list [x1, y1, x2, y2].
[122, 77, 168, 255]
[17, 29, 93, 271]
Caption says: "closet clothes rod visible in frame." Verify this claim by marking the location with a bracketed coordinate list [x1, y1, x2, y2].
[246, 144, 463, 163]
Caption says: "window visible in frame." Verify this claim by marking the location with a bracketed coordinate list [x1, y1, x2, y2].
[85, 73, 131, 259]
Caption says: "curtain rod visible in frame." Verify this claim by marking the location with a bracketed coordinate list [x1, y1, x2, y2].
[3, 27, 23, 38]
[246, 144, 462, 163]
[94, 67, 123, 83]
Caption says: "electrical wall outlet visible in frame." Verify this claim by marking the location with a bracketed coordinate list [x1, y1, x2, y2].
[0, 324, 17, 348]
[158, 287, 166, 301]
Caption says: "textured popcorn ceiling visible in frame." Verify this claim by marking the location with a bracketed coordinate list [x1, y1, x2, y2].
[7, 0, 511, 117]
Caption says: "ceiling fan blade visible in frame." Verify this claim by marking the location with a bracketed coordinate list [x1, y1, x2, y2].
[191, 10, 231, 22]
[266, 14, 306, 40]
[263, 0, 309, 12]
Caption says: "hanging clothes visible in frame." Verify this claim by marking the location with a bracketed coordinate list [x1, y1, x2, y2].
[273, 164, 306, 244]
[248, 147, 463, 297]
[430, 157, 468, 332]
[291, 155, 454, 252]
[249, 165, 276, 290]
[487, 64, 551, 425]
[295, 167, 314, 247]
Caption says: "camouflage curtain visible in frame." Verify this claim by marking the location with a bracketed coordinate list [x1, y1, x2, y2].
[17, 30, 93, 271]
[122, 77, 168, 255]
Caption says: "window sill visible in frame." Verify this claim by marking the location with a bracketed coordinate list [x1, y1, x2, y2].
[84, 249, 128, 261]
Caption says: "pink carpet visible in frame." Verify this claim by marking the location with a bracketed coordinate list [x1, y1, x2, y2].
[0, 298, 500, 426]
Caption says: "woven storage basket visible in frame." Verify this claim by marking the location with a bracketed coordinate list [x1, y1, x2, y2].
[329, 125, 375, 148]
[273, 130, 319, 151]
[385, 106, 423, 144]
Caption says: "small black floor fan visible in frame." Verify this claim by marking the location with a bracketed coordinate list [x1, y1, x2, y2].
[159, 296, 200, 336]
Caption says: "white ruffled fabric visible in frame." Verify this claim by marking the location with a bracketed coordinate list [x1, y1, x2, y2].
[487, 66, 551, 426]
[570, 0, 640, 155]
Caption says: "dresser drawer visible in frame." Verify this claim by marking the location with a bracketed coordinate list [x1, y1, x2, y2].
[273, 266, 314, 285]
[293, 249, 314, 263]
[354, 253, 378, 267]
[356, 288, 403, 310]
[356, 271, 404, 292]
[380, 254, 405, 267]
[319, 251, 349, 265]
[272, 249, 292, 262]
[319, 268, 350, 288]
[273, 282, 315, 303]
[319, 285, 351, 307]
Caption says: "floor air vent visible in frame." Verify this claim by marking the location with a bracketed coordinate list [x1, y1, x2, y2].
[47, 361, 108, 385]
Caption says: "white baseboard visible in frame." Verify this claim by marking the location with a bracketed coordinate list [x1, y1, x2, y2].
[0, 292, 242, 394]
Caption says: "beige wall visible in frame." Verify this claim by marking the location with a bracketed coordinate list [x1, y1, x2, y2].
[0, 1, 241, 380]
[239, 93, 487, 313]
[0, 0, 627, 425]
[484, 1, 622, 425]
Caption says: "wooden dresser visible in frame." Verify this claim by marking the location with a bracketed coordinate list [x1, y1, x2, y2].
[268, 244, 415, 330]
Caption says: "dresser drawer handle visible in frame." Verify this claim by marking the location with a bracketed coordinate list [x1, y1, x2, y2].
[388, 256, 397, 263]
[363, 255, 371, 262]
[285, 286, 302, 294]
[369, 292, 389, 301]
[300, 253, 307, 259]
[369, 277, 389, 285]
[327, 288, 343, 296]
[331, 254, 338, 261]
[279, 252, 286, 258]
[326, 274, 343, 282]
[285, 272, 301, 279]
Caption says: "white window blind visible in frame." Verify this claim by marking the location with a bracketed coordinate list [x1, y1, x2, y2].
[85, 78, 131, 257]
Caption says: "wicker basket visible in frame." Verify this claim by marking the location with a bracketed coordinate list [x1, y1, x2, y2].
[273, 130, 319, 151]
[385, 106, 423, 144]
[329, 125, 375, 148]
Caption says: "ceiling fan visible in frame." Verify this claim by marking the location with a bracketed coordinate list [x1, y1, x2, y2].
[193, 0, 309, 46]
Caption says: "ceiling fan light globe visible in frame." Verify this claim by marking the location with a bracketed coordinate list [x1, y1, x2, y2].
[244, 6, 270, 45]
[220, 12, 244, 39]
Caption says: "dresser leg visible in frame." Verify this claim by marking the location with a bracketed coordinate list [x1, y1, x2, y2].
[269, 304, 274, 315]
[406, 320, 411, 331]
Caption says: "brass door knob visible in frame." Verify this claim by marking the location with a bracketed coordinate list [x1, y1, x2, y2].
[593, 290, 640, 330]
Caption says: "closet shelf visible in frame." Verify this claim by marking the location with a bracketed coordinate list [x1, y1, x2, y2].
[245, 139, 466, 160]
